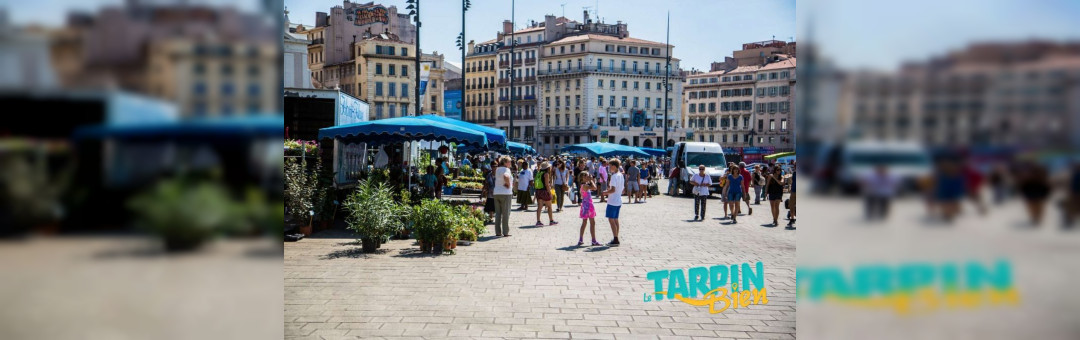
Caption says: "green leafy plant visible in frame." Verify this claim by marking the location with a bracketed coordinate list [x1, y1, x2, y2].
[284, 157, 318, 226]
[127, 179, 244, 251]
[343, 180, 405, 252]
[410, 199, 455, 253]
[0, 151, 73, 228]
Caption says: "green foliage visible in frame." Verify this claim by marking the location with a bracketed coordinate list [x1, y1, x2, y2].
[127, 179, 244, 250]
[284, 157, 319, 224]
[409, 199, 455, 244]
[343, 180, 405, 241]
[0, 152, 73, 226]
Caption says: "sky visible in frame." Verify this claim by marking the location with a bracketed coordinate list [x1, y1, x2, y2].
[283, 0, 797, 72]
[797, 0, 1080, 71]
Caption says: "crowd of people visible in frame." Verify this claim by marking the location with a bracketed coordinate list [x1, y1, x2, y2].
[688, 162, 796, 228]
[474, 154, 668, 247]
[857, 157, 1080, 229]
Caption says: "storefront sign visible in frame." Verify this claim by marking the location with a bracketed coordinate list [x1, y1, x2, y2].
[354, 6, 389, 26]
[335, 91, 369, 126]
[632, 110, 646, 127]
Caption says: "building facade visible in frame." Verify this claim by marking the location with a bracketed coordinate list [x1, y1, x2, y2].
[422, 52, 446, 115]
[538, 33, 684, 155]
[464, 39, 498, 125]
[752, 57, 796, 150]
[684, 54, 795, 155]
[284, 11, 313, 89]
[495, 21, 545, 146]
[841, 42, 1080, 150]
[313, 1, 417, 68]
[145, 39, 277, 116]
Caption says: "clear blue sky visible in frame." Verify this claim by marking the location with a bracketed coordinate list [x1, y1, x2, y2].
[797, 0, 1080, 71]
[283, 0, 796, 71]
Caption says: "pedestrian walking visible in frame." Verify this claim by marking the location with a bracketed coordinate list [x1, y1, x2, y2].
[534, 161, 557, 226]
[787, 162, 797, 228]
[861, 164, 897, 221]
[691, 165, 712, 221]
[766, 165, 785, 226]
[1065, 163, 1080, 229]
[602, 159, 625, 246]
[597, 157, 608, 203]
[493, 156, 514, 237]
[482, 161, 497, 224]
[934, 161, 966, 223]
[753, 165, 766, 204]
[553, 160, 570, 212]
[989, 163, 1008, 205]
[516, 160, 533, 211]
[1018, 164, 1051, 226]
[963, 162, 987, 215]
[738, 162, 753, 215]
[725, 164, 745, 223]
[576, 171, 600, 246]
[626, 160, 641, 203]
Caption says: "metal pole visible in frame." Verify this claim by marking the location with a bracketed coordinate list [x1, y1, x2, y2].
[509, 0, 515, 142]
[461, 0, 466, 120]
[663, 11, 670, 148]
[415, 0, 421, 116]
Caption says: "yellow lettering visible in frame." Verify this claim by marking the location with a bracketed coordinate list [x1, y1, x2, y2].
[752, 287, 769, 305]
[986, 288, 1021, 306]
[739, 290, 752, 308]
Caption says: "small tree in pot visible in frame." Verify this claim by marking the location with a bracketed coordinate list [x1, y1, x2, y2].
[343, 180, 403, 253]
[284, 157, 318, 235]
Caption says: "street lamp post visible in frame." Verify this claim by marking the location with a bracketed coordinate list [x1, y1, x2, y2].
[663, 11, 670, 148]
[508, 0, 515, 142]
[456, 0, 471, 120]
[406, 0, 421, 116]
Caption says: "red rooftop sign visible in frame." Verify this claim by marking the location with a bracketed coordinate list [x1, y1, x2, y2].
[355, 6, 389, 26]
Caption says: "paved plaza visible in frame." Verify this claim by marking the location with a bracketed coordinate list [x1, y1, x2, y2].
[285, 179, 797, 340]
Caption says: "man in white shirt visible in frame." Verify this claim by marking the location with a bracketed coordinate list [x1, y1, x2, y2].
[602, 159, 625, 246]
[493, 156, 515, 237]
[516, 162, 534, 211]
[861, 165, 898, 221]
[691, 165, 713, 221]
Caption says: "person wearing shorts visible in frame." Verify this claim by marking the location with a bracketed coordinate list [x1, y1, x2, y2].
[603, 159, 625, 246]
[625, 160, 641, 202]
[725, 164, 745, 223]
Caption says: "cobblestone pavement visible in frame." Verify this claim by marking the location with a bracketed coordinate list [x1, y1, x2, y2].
[285, 179, 796, 340]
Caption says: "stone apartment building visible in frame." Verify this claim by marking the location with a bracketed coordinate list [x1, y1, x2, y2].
[684, 43, 796, 156]
[463, 39, 499, 125]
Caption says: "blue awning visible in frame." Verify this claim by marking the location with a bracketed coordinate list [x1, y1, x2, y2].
[508, 141, 536, 155]
[561, 142, 650, 157]
[318, 116, 488, 148]
[414, 114, 506, 148]
[638, 147, 666, 157]
[75, 115, 283, 141]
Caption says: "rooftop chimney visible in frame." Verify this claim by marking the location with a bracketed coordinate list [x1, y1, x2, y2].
[502, 20, 513, 34]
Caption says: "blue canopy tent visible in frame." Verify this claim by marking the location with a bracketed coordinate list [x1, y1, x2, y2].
[507, 141, 536, 155]
[561, 142, 650, 157]
[75, 115, 284, 141]
[638, 147, 666, 157]
[414, 114, 507, 149]
[317, 116, 488, 147]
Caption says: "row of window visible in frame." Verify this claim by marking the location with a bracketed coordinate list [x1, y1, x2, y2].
[688, 88, 754, 99]
[372, 102, 410, 120]
[689, 117, 788, 131]
[467, 76, 496, 88]
[546, 58, 665, 74]
[601, 44, 662, 56]
[756, 86, 791, 97]
[190, 101, 263, 117]
[697, 134, 784, 145]
[579, 95, 672, 109]
[467, 59, 494, 71]
[499, 85, 536, 98]
[192, 83, 261, 97]
[373, 63, 409, 77]
[689, 101, 755, 113]
[499, 50, 537, 62]
[373, 45, 408, 56]
[373, 82, 411, 98]
[688, 70, 791, 85]
[193, 63, 261, 77]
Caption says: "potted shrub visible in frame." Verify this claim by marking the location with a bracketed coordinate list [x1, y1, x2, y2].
[411, 199, 453, 254]
[127, 179, 243, 252]
[284, 157, 318, 236]
[343, 180, 404, 253]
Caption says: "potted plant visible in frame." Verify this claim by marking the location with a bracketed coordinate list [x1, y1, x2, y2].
[127, 179, 243, 252]
[343, 180, 404, 253]
[411, 199, 454, 254]
[285, 157, 318, 236]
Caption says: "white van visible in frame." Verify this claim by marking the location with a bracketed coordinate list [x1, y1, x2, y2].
[670, 142, 728, 196]
[816, 141, 932, 194]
